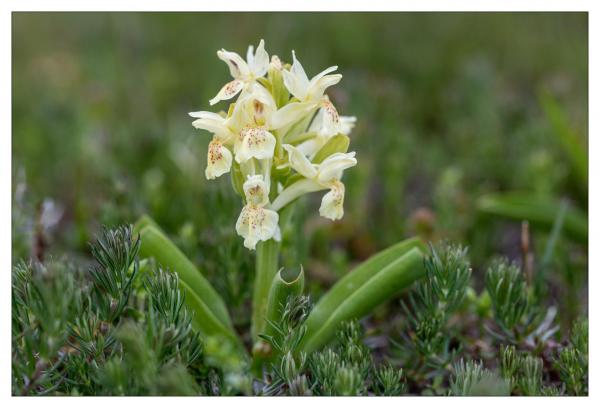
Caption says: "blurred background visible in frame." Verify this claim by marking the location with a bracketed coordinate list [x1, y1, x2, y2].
[12, 13, 588, 326]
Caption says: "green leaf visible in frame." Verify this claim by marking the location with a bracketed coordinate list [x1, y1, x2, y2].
[134, 214, 161, 232]
[251, 239, 280, 341]
[302, 237, 424, 341]
[133, 219, 247, 366]
[312, 134, 350, 164]
[252, 266, 305, 374]
[299, 239, 427, 354]
[230, 160, 245, 198]
[476, 192, 588, 244]
[264, 266, 305, 339]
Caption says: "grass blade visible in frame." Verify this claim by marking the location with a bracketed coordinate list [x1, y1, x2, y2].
[476, 192, 587, 244]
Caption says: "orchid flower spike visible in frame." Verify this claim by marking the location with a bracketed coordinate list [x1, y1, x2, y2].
[190, 40, 357, 250]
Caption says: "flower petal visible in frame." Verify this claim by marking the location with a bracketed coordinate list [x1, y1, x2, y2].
[271, 178, 323, 212]
[290, 51, 310, 89]
[308, 73, 342, 100]
[273, 225, 282, 242]
[309, 65, 338, 87]
[281, 50, 310, 100]
[340, 116, 357, 135]
[217, 49, 250, 79]
[191, 111, 234, 139]
[209, 79, 244, 106]
[270, 101, 316, 129]
[205, 139, 232, 180]
[235, 204, 279, 250]
[270, 55, 283, 71]
[319, 181, 345, 220]
[320, 100, 341, 136]
[283, 144, 318, 179]
[235, 127, 276, 163]
[238, 83, 277, 126]
[296, 137, 326, 158]
[317, 151, 357, 183]
[249, 39, 269, 78]
[243, 174, 269, 206]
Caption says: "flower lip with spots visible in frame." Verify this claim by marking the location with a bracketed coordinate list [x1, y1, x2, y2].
[234, 126, 276, 164]
[205, 139, 233, 180]
[235, 175, 279, 250]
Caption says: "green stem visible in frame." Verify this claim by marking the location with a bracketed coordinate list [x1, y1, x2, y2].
[252, 239, 280, 342]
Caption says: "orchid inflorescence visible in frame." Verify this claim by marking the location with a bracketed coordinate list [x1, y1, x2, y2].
[190, 40, 357, 250]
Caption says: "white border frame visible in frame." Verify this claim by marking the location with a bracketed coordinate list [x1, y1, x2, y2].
[1, 1, 595, 407]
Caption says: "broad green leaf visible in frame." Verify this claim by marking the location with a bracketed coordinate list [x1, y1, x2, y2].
[134, 214, 161, 232]
[476, 192, 588, 244]
[298, 237, 426, 354]
[302, 237, 425, 338]
[138, 220, 248, 368]
[133, 222, 248, 366]
[251, 239, 280, 341]
[299, 247, 426, 354]
[133, 219, 233, 329]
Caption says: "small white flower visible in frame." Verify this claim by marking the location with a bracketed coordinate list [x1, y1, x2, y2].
[309, 106, 356, 139]
[317, 151, 357, 183]
[235, 175, 279, 250]
[282, 51, 341, 101]
[319, 180, 345, 220]
[271, 51, 342, 129]
[235, 204, 279, 250]
[297, 109, 357, 158]
[191, 87, 277, 165]
[205, 139, 233, 180]
[236, 83, 278, 128]
[210, 39, 269, 106]
[243, 174, 269, 206]
[188, 109, 242, 145]
[271, 144, 357, 220]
